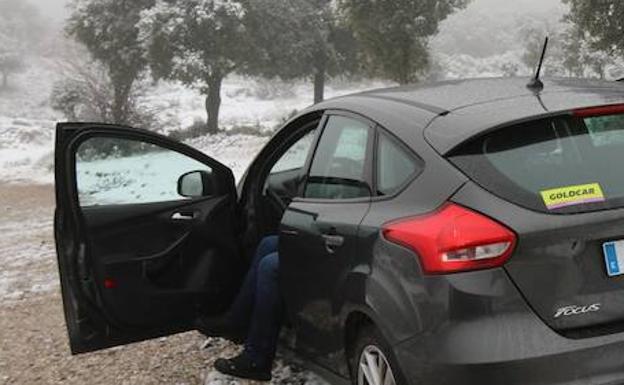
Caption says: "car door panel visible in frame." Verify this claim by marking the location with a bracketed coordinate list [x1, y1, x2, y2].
[280, 113, 375, 371]
[55, 123, 243, 354]
[281, 200, 370, 367]
[83, 196, 238, 328]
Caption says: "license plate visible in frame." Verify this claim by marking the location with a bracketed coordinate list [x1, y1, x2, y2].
[603, 240, 624, 277]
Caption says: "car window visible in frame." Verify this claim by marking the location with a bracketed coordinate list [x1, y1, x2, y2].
[305, 116, 372, 200]
[270, 129, 317, 174]
[450, 113, 624, 213]
[76, 136, 212, 206]
[376, 132, 420, 196]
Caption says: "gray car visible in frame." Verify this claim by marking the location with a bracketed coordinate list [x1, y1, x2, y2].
[55, 77, 624, 385]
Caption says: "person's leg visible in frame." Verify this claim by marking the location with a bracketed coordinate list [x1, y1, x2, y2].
[227, 235, 278, 328]
[196, 235, 278, 339]
[243, 252, 283, 368]
[214, 252, 282, 380]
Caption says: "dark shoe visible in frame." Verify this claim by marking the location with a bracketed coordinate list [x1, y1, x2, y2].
[214, 352, 272, 381]
[194, 315, 246, 344]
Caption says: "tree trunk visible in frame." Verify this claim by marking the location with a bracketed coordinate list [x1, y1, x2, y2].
[1, 72, 7, 89]
[112, 82, 132, 124]
[205, 75, 223, 135]
[313, 68, 325, 104]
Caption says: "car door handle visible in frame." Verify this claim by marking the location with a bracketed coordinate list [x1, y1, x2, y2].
[322, 234, 344, 254]
[171, 212, 195, 221]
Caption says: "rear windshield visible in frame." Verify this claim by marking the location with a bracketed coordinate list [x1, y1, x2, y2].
[450, 113, 624, 214]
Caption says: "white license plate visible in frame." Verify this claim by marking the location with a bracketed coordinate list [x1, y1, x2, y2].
[603, 240, 624, 277]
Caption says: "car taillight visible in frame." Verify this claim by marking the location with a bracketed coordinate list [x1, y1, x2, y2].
[382, 203, 516, 274]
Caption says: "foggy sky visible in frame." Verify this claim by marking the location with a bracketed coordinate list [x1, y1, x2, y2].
[30, 0, 563, 23]
[29, 0, 68, 21]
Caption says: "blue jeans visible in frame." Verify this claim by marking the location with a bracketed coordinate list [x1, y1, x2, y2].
[228, 235, 282, 367]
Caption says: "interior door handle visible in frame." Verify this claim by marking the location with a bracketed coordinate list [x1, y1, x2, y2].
[322, 234, 344, 254]
[171, 212, 195, 221]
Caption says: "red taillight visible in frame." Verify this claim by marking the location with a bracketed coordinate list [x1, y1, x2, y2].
[382, 203, 517, 275]
[104, 278, 117, 289]
[573, 104, 624, 117]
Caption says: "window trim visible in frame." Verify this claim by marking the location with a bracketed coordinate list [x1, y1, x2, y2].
[371, 125, 425, 201]
[254, 114, 326, 202]
[295, 110, 376, 204]
[268, 122, 323, 176]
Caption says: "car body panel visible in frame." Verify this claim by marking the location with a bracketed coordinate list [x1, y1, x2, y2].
[280, 200, 371, 372]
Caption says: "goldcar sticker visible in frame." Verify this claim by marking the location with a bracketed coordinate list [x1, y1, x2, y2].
[540, 183, 606, 210]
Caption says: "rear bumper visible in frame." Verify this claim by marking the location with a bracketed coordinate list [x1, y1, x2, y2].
[395, 337, 624, 385]
[390, 269, 624, 385]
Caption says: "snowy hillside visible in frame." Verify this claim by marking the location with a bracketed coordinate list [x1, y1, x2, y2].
[0, 58, 388, 185]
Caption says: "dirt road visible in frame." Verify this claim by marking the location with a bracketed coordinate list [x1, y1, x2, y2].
[0, 184, 322, 385]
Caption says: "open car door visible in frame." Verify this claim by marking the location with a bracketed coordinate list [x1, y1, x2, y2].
[54, 123, 244, 354]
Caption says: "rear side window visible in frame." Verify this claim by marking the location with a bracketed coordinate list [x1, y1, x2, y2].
[305, 116, 372, 200]
[450, 113, 624, 213]
[376, 132, 420, 196]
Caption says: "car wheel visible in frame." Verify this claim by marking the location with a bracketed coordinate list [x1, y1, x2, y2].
[351, 326, 406, 385]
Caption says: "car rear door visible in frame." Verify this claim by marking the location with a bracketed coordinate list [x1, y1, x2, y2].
[280, 113, 374, 368]
[55, 123, 244, 354]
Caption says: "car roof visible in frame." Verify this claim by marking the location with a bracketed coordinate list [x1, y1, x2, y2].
[317, 77, 624, 155]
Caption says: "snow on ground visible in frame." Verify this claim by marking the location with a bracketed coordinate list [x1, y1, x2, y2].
[0, 116, 57, 184]
[0, 184, 56, 302]
[0, 215, 56, 301]
[187, 133, 270, 180]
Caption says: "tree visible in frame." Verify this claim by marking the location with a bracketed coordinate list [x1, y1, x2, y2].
[521, 21, 615, 79]
[0, 0, 43, 89]
[51, 50, 113, 122]
[245, 0, 359, 103]
[51, 44, 160, 129]
[139, 0, 250, 135]
[522, 26, 567, 77]
[339, 0, 469, 84]
[560, 24, 614, 79]
[0, 35, 24, 89]
[67, 0, 154, 124]
[564, 0, 624, 57]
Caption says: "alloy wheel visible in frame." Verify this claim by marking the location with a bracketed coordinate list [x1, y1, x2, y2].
[357, 345, 396, 385]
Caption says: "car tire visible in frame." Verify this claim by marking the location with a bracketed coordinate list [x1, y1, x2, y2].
[350, 325, 407, 385]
